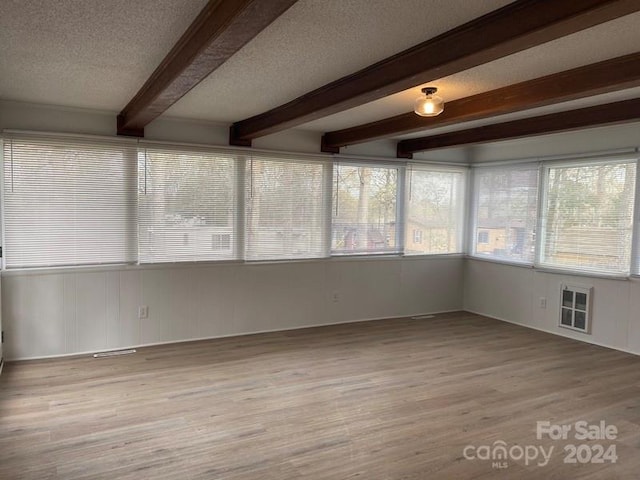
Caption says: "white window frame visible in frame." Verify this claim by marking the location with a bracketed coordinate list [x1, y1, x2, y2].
[535, 157, 637, 276]
[244, 154, 331, 261]
[0, 132, 482, 270]
[2, 132, 139, 269]
[0, 138, 5, 269]
[405, 163, 468, 256]
[469, 162, 540, 266]
[631, 156, 640, 276]
[477, 230, 489, 244]
[330, 160, 405, 257]
[137, 145, 239, 264]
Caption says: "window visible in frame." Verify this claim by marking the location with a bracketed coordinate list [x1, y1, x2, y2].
[138, 147, 237, 263]
[539, 160, 636, 275]
[332, 164, 399, 255]
[472, 164, 539, 263]
[0, 134, 481, 267]
[212, 233, 231, 251]
[3, 134, 137, 268]
[245, 156, 329, 260]
[405, 166, 466, 255]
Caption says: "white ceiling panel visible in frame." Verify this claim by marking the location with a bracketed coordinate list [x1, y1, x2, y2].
[0, 0, 207, 110]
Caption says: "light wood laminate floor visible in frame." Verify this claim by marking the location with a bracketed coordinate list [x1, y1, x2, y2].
[1, 312, 640, 479]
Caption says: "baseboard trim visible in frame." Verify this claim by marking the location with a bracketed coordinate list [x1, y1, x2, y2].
[7, 309, 462, 362]
[464, 309, 640, 357]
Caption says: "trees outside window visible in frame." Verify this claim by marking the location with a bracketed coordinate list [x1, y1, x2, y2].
[332, 165, 399, 254]
[540, 161, 636, 274]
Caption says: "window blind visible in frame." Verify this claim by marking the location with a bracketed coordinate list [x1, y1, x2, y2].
[539, 160, 636, 275]
[3, 134, 138, 268]
[332, 164, 399, 255]
[245, 155, 329, 260]
[472, 164, 539, 263]
[138, 147, 237, 263]
[405, 165, 466, 255]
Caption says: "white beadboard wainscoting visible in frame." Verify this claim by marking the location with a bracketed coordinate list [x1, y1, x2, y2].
[2, 256, 463, 360]
[464, 258, 640, 355]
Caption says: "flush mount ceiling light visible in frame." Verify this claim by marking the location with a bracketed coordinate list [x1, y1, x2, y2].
[414, 87, 444, 117]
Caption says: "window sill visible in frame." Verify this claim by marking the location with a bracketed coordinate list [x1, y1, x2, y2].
[465, 255, 534, 269]
[466, 256, 631, 280]
[1, 253, 465, 275]
[533, 265, 629, 281]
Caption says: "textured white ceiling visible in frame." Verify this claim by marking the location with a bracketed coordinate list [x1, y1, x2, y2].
[165, 0, 512, 120]
[1, 0, 639, 145]
[0, 0, 207, 110]
[302, 11, 640, 133]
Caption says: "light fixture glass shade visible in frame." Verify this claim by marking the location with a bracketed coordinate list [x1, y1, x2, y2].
[414, 90, 444, 117]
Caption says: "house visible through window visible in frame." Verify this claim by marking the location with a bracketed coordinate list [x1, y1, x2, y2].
[404, 166, 466, 255]
[472, 165, 539, 263]
[245, 156, 328, 260]
[138, 147, 237, 263]
[9, 134, 640, 276]
[212, 233, 231, 251]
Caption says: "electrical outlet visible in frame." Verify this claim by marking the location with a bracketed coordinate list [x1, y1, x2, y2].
[332, 292, 339, 303]
[138, 306, 149, 319]
[539, 297, 547, 309]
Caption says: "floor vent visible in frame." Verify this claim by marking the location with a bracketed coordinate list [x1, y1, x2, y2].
[559, 284, 592, 334]
[411, 314, 436, 320]
[93, 349, 137, 358]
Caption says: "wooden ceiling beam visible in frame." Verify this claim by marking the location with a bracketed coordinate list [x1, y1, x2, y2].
[229, 0, 640, 146]
[396, 98, 640, 158]
[322, 52, 640, 150]
[117, 0, 298, 137]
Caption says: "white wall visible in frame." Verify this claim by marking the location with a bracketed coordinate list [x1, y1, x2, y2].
[0, 99, 467, 163]
[2, 256, 463, 360]
[462, 123, 640, 356]
[0, 101, 467, 360]
[4, 101, 640, 360]
[464, 258, 640, 355]
[465, 121, 640, 163]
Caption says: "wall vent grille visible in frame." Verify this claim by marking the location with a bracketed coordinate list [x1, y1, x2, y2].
[559, 284, 592, 334]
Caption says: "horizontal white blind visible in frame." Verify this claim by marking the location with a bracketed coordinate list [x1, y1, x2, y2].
[138, 147, 237, 263]
[472, 164, 539, 263]
[540, 160, 636, 275]
[3, 135, 137, 268]
[405, 165, 466, 255]
[332, 164, 399, 255]
[245, 156, 328, 260]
